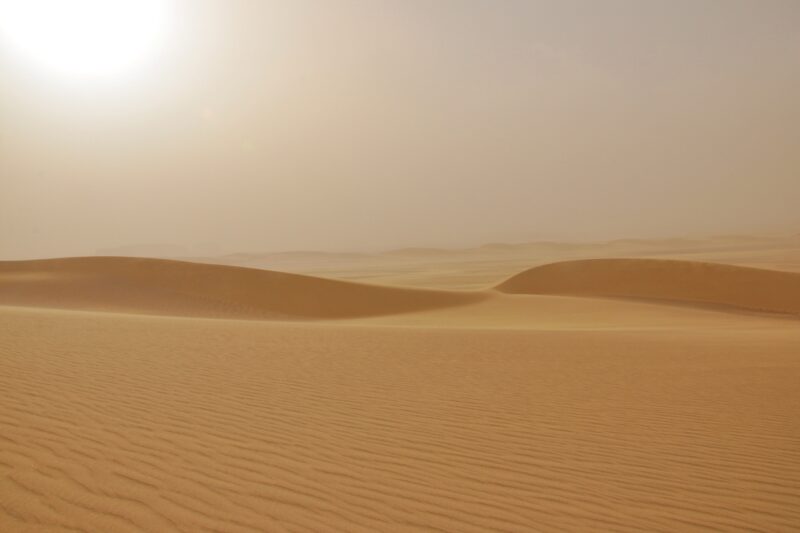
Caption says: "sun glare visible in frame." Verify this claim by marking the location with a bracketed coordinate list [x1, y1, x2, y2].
[0, 0, 170, 81]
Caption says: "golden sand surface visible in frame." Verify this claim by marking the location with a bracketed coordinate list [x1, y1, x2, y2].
[2, 238, 799, 531]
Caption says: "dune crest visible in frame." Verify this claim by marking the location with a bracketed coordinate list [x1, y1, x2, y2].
[496, 258, 800, 315]
[0, 257, 485, 319]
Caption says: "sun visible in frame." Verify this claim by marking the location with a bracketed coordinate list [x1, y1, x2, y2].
[0, 0, 170, 81]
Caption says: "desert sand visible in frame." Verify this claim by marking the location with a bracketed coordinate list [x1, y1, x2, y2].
[2, 238, 799, 531]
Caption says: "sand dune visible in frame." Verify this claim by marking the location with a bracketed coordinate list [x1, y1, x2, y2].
[497, 258, 800, 315]
[0, 257, 485, 320]
[4, 256, 800, 323]
[2, 251, 800, 531]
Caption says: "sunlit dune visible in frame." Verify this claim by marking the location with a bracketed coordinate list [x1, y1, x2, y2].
[1, 248, 799, 531]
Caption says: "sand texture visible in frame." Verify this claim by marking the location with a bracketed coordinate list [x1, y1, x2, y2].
[2, 239, 799, 531]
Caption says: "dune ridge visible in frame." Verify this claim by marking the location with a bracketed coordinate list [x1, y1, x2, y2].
[4, 256, 800, 321]
[0, 256, 485, 320]
[496, 258, 800, 315]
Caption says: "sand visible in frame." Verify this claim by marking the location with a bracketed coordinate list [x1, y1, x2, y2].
[2, 238, 799, 531]
[0, 257, 484, 320]
[497, 258, 800, 315]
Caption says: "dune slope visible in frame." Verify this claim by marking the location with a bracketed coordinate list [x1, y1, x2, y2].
[0, 257, 485, 319]
[496, 258, 800, 315]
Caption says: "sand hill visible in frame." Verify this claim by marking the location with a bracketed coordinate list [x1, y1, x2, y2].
[4, 256, 800, 320]
[0, 256, 485, 320]
[1, 249, 799, 531]
[497, 258, 800, 315]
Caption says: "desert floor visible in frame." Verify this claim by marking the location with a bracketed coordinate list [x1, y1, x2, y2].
[2, 236, 799, 532]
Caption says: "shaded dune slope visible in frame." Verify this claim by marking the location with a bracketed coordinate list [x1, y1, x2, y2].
[0, 257, 485, 319]
[497, 258, 800, 315]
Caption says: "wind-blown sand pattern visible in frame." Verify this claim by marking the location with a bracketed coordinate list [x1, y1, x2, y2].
[2, 245, 800, 531]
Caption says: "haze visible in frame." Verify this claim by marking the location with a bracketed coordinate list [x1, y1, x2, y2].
[1, 0, 799, 260]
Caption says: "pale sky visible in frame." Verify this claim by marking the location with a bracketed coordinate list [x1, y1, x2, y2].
[1, 0, 799, 259]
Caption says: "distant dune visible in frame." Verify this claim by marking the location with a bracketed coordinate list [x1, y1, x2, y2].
[96, 243, 192, 257]
[0, 257, 485, 319]
[497, 258, 800, 315]
[144, 234, 800, 291]
[380, 246, 456, 257]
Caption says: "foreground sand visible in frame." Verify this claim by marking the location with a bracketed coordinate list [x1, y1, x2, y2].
[2, 249, 800, 531]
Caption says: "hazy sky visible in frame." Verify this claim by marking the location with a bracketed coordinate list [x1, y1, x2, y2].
[1, 0, 799, 259]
